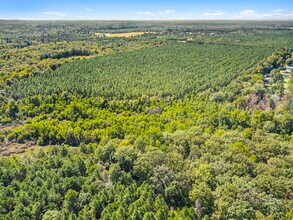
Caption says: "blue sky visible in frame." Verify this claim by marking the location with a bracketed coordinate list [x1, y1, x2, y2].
[0, 0, 293, 20]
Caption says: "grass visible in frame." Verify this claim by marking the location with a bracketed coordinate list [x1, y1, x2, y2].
[95, 32, 154, 38]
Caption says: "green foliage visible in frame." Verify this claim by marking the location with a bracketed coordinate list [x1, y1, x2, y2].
[0, 21, 293, 220]
[5, 44, 272, 99]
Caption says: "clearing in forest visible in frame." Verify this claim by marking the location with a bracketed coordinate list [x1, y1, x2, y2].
[95, 32, 152, 38]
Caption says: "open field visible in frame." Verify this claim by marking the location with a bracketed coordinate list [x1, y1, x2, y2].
[95, 32, 154, 38]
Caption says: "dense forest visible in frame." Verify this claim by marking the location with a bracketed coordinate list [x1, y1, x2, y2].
[0, 21, 293, 219]
[5, 44, 273, 99]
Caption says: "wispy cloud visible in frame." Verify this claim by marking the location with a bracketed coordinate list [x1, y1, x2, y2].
[158, 9, 176, 15]
[163, 9, 175, 14]
[262, 11, 293, 19]
[235, 9, 293, 20]
[203, 10, 226, 17]
[234, 10, 260, 19]
[84, 8, 93, 12]
[261, 9, 285, 18]
[137, 11, 154, 16]
[239, 10, 256, 16]
[42, 11, 67, 17]
[272, 9, 285, 13]
[262, 12, 282, 18]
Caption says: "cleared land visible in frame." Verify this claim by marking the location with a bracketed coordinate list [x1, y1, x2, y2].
[95, 32, 153, 38]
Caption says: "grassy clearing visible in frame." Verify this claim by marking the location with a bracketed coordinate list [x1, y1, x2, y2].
[95, 32, 154, 38]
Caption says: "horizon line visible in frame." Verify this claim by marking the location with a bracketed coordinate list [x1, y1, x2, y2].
[1, 18, 293, 22]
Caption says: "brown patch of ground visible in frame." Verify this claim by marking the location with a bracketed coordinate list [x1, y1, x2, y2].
[0, 142, 38, 156]
[95, 32, 155, 38]
[0, 122, 24, 133]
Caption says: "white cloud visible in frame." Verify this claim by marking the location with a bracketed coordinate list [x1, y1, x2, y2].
[262, 12, 293, 19]
[84, 8, 93, 12]
[42, 11, 67, 17]
[164, 9, 175, 14]
[234, 10, 260, 19]
[262, 12, 282, 18]
[137, 11, 154, 16]
[272, 9, 285, 13]
[158, 9, 176, 15]
[235, 9, 293, 20]
[203, 10, 226, 16]
[239, 10, 256, 16]
[260, 9, 286, 18]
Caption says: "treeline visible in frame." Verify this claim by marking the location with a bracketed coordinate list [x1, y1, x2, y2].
[187, 30, 293, 49]
[40, 49, 91, 60]
[0, 37, 166, 86]
[1, 20, 293, 44]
